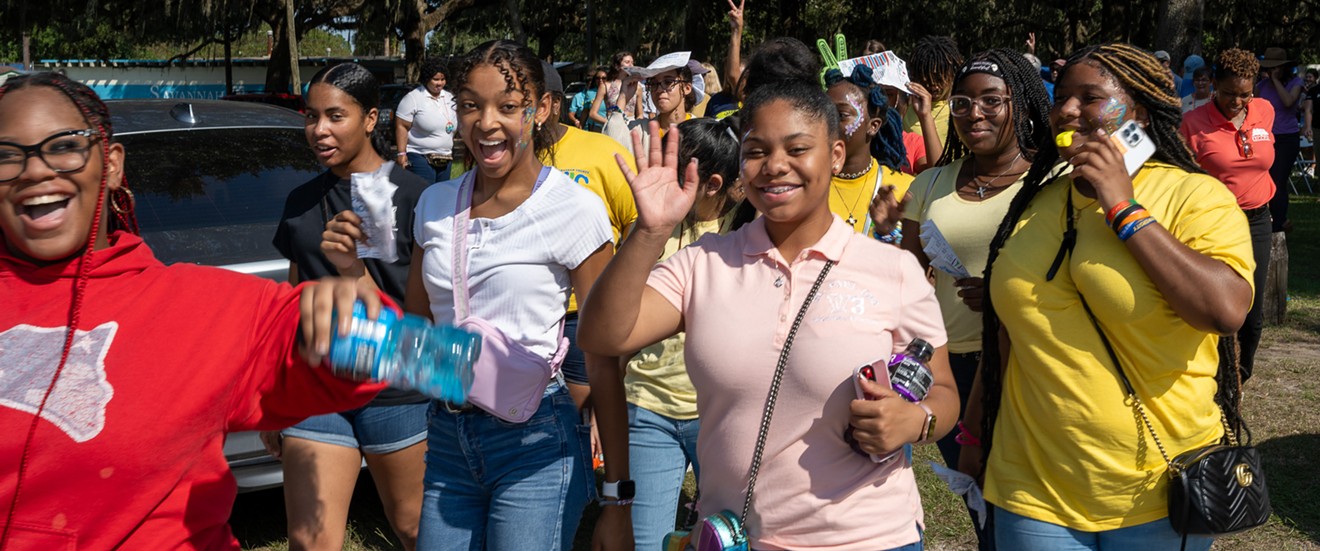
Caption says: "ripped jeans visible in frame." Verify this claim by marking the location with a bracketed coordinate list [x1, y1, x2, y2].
[416, 383, 595, 550]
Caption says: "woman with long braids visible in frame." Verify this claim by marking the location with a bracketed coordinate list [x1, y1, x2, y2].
[958, 44, 1253, 550]
[1181, 49, 1276, 384]
[824, 65, 914, 235]
[893, 47, 1055, 551]
[0, 72, 385, 548]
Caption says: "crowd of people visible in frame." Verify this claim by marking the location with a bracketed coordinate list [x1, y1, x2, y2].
[0, 5, 1289, 549]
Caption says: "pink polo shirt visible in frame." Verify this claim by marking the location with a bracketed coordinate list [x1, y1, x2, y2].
[647, 216, 947, 550]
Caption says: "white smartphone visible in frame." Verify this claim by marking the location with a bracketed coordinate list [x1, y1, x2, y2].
[1110, 119, 1156, 176]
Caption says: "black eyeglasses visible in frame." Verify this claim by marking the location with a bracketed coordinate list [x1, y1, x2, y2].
[0, 129, 100, 183]
[644, 78, 687, 91]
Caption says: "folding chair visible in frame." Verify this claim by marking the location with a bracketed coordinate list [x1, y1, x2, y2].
[1294, 149, 1315, 194]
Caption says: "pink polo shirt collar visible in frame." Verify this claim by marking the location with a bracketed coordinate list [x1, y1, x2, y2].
[740, 215, 852, 264]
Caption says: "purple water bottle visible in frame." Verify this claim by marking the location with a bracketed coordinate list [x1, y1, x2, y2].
[888, 338, 935, 402]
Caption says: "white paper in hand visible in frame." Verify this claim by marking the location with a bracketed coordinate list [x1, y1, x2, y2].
[929, 462, 988, 529]
[351, 162, 399, 263]
[920, 219, 972, 279]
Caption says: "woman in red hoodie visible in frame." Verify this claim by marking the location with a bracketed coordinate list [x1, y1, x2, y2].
[0, 72, 386, 549]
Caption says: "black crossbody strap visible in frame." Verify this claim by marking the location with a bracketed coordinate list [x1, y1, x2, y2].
[739, 260, 835, 529]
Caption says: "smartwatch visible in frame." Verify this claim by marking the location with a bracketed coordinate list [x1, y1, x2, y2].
[602, 479, 636, 500]
[916, 402, 937, 442]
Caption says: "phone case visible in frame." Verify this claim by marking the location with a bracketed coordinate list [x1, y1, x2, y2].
[1109, 119, 1156, 176]
[852, 361, 900, 464]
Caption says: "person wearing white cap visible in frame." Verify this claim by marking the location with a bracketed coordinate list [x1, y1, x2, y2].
[603, 53, 709, 155]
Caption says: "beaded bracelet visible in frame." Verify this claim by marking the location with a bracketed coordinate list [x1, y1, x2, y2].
[1106, 199, 1138, 225]
[876, 226, 903, 244]
[1118, 216, 1158, 241]
[954, 421, 982, 447]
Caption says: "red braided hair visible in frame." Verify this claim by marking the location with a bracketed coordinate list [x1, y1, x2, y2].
[0, 73, 120, 548]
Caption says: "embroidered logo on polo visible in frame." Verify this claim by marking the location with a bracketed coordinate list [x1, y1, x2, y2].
[814, 280, 884, 323]
[1251, 128, 1271, 142]
[0, 323, 116, 442]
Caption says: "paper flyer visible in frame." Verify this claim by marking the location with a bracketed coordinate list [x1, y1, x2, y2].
[350, 161, 399, 262]
[920, 219, 972, 279]
[838, 50, 914, 93]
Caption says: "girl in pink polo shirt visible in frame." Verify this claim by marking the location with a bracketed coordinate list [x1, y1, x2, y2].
[580, 77, 959, 550]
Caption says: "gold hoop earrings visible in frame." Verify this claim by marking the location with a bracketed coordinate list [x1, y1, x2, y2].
[110, 188, 135, 215]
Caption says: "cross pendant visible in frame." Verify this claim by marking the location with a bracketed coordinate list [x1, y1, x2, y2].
[847, 215, 858, 226]
[975, 185, 988, 199]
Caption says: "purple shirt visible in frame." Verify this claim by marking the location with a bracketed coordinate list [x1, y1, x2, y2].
[1259, 76, 1303, 134]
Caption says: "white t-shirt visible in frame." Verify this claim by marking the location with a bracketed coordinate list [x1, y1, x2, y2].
[1182, 94, 1212, 114]
[414, 169, 613, 359]
[396, 87, 457, 156]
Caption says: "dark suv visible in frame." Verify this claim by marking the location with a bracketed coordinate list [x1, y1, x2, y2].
[108, 99, 323, 492]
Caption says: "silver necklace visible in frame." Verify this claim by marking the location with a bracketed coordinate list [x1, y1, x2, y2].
[970, 153, 1024, 199]
[837, 162, 874, 180]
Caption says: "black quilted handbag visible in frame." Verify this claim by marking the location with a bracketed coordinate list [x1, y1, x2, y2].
[1167, 442, 1271, 535]
[1080, 296, 1272, 548]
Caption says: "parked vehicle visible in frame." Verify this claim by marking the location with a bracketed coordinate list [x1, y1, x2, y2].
[220, 92, 306, 113]
[108, 99, 324, 492]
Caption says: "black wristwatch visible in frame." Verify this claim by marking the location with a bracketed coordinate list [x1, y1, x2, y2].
[602, 479, 636, 500]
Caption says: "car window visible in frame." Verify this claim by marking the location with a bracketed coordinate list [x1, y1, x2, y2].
[119, 128, 323, 267]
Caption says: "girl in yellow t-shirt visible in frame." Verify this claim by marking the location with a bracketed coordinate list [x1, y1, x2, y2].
[899, 47, 1057, 551]
[823, 65, 914, 236]
[962, 43, 1254, 551]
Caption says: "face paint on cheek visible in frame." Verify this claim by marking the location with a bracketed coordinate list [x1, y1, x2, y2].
[844, 93, 866, 138]
[1094, 97, 1129, 133]
[519, 106, 535, 150]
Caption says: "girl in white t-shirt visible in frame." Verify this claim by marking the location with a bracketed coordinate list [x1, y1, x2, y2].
[327, 39, 614, 550]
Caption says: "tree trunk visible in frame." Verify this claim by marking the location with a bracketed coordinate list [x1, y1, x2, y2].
[504, 0, 527, 45]
[1264, 232, 1289, 325]
[1155, 0, 1205, 70]
[283, 0, 301, 94]
[399, 0, 477, 83]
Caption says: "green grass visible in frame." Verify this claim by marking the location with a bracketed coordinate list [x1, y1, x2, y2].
[235, 197, 1320, 550]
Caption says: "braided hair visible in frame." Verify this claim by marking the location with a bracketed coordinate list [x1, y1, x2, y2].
[936, 48, 1053, 167]
[452, 40, 557, 164]
[0, 71, 131, 543]
[975, 43, 1206, 471]
[823, 66, 907, 172]
[908, 36, 963, 101]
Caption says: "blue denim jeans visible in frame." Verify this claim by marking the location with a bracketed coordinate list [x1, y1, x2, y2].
[417, 385, 594, 550]
[994, 506, 1212, 551]
[405, 151, 452, 183]
[627, 404, 700, 549]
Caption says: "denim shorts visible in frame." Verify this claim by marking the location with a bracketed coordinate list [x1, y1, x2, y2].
[282, 401, 429, 455]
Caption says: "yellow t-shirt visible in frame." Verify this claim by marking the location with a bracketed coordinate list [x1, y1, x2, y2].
[829, 160, 914, 234]
[903, 99, 951, 146]
[985, 162, 1254, 530]
[625, 211, 739, 419]
[542, 125, 638, 312]
[906, 158, 1046, 353]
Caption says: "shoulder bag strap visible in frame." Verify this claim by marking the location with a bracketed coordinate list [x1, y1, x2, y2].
[1054, 188, 1176, 468]
[738, 260, 836, 529]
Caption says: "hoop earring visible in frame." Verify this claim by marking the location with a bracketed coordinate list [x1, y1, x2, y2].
[110, 188, 135, 215]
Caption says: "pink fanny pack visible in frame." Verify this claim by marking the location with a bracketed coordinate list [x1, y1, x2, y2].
[451, 167, 566, 423]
